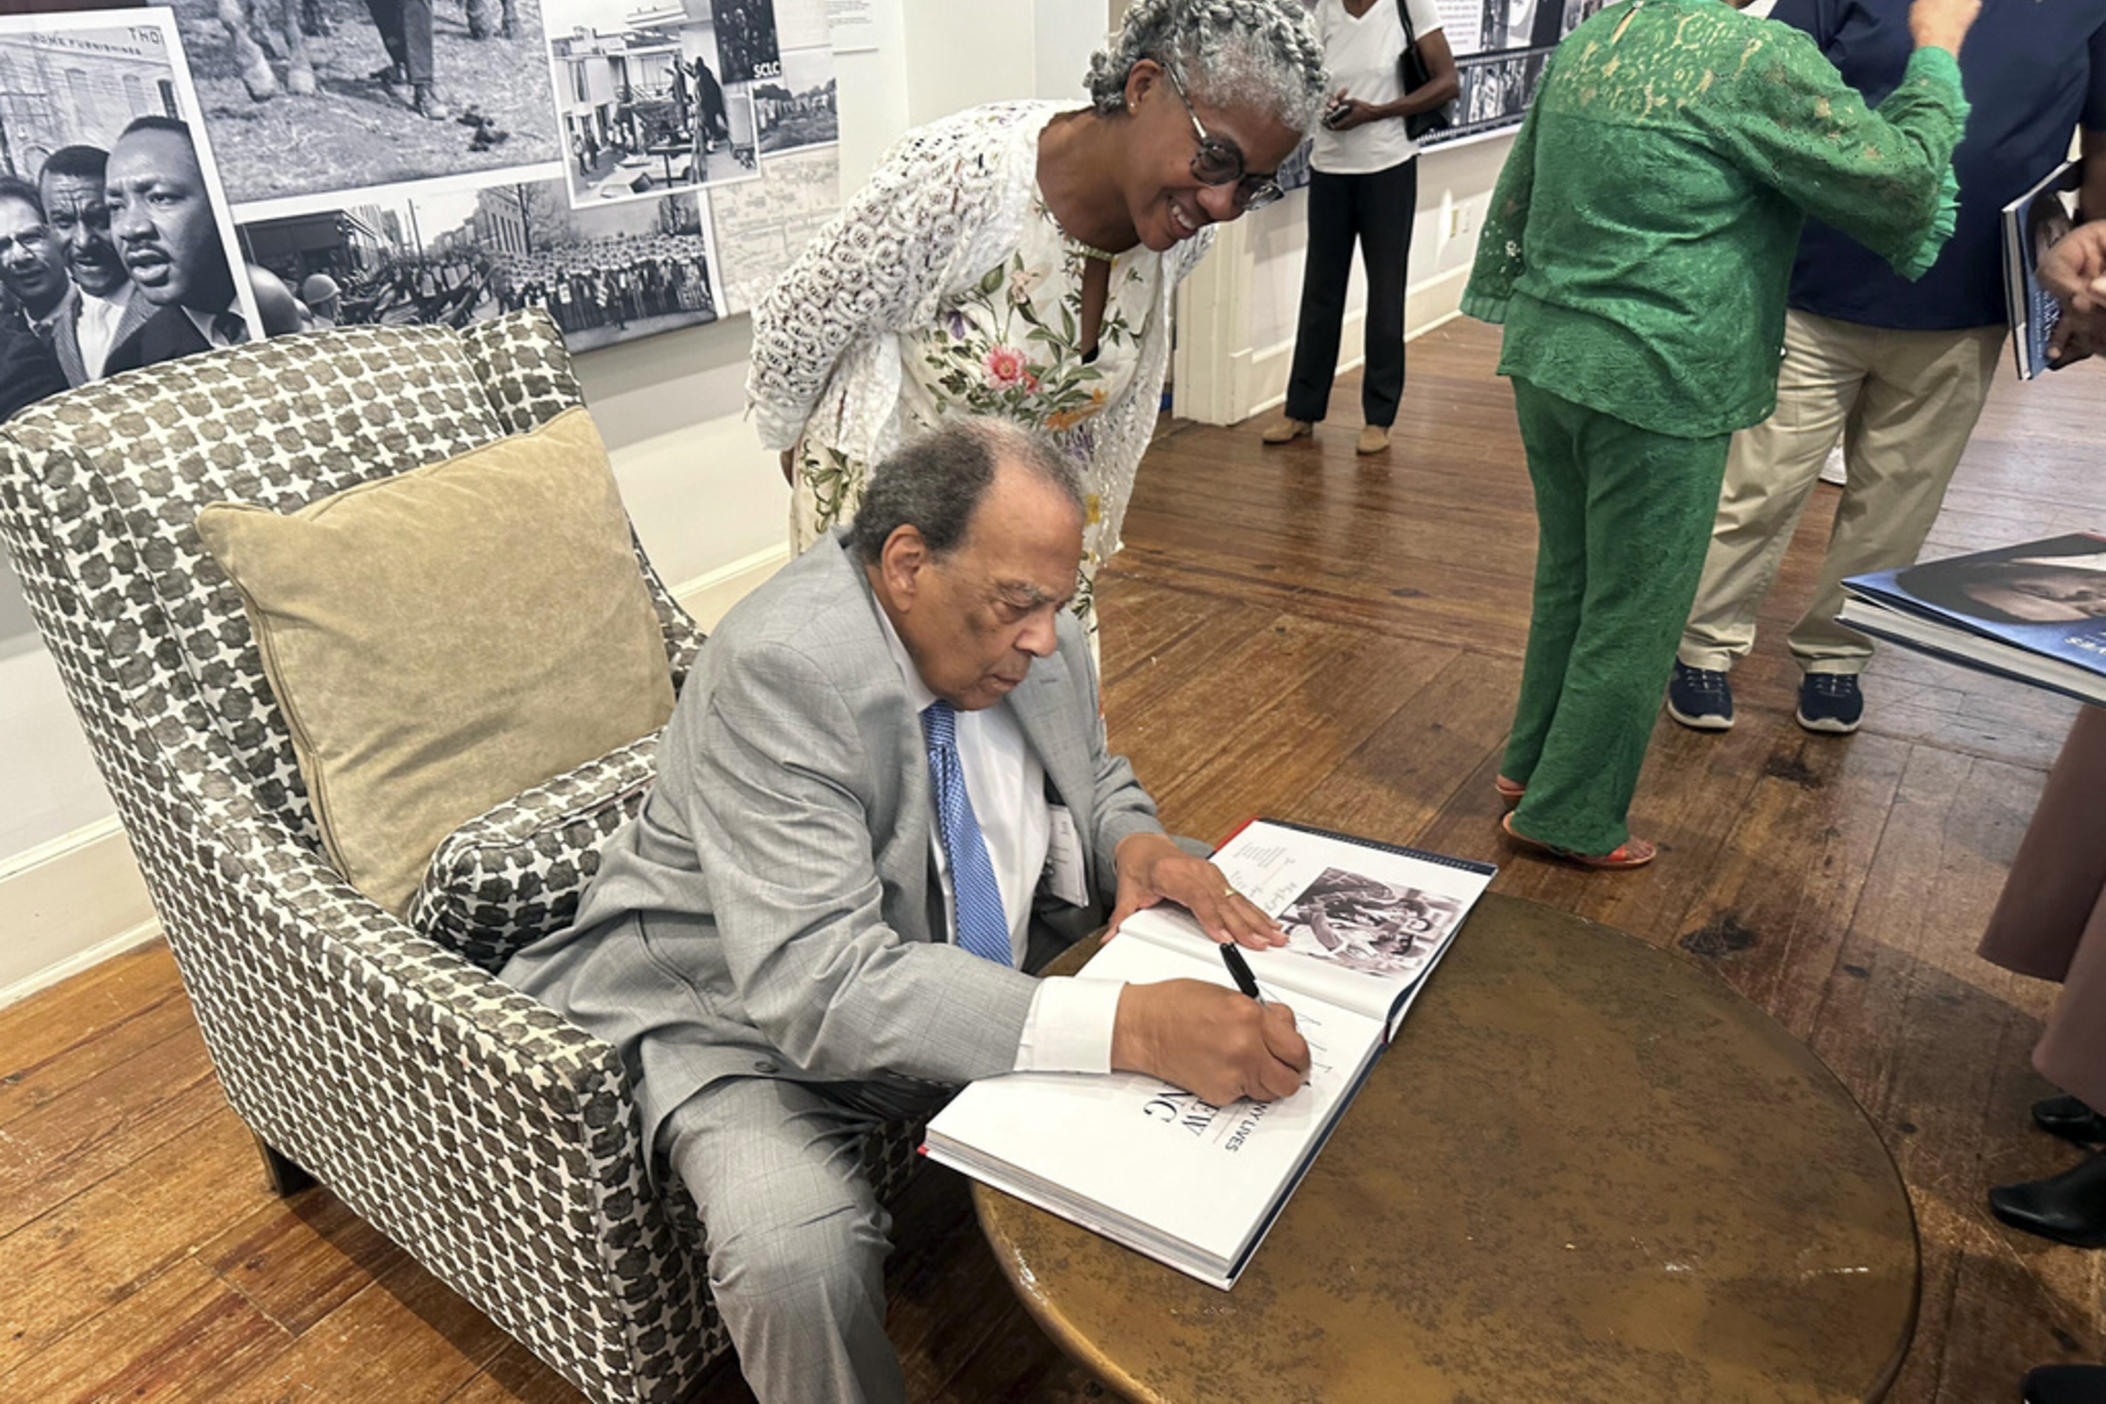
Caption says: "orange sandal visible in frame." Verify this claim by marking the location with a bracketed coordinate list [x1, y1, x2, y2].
[1494, 775, 1527, 806]
[1500, 812, 1657, 869]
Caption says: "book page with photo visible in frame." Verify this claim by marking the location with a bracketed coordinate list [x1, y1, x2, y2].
[1116, 819, 1493, 1025]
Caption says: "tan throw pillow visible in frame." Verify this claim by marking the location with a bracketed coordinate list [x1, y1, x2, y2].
[195, 406, 675, 917]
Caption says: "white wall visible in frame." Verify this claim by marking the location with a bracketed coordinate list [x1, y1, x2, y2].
[1239, 131, 1516, 419]
[0, 0, 1117, 1005]
[1173, 130, 1517, 426]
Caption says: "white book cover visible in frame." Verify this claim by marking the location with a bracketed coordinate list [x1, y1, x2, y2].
[924, 937, 1385, 1287]
[924, 820, 1494, 1287]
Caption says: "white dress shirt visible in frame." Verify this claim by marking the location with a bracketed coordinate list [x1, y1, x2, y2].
[876, 605, 1121, 1073]
[75, 286, 132, 379]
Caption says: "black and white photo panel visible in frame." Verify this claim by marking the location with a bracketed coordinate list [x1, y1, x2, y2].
[0, 10, 264, 421]
[545, 0, 769, 210]
[159, 0, 562, 205]
[237, 169, 720, 350]
[753, 42, 835, 156]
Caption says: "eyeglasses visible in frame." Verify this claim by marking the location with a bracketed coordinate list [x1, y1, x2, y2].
[1162, 65, 1284, 212]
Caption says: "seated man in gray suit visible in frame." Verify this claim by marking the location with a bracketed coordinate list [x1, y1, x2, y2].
[503, 416, 1308, 1404]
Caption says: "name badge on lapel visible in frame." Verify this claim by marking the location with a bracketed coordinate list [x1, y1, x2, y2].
[1045, 804, 1089, 907]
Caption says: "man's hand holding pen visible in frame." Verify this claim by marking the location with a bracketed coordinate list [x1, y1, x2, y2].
[1103, 845, 1310, 1105]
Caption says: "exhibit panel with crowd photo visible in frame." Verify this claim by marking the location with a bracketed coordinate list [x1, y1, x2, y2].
[162, 0, 563, 206]
[0, 0, 844, 384]
[238, 169, 720, 349]
[0, 10, 263, 422]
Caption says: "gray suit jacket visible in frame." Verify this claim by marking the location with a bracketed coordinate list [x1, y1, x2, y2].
[502, 534, 1167, 1174]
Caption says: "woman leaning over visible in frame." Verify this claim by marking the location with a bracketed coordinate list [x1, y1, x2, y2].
[746, 0, 1326, 634]
[1464, 0, 1980, 868]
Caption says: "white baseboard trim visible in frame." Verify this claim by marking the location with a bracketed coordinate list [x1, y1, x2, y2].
[1242, 263, 1475, 423]
[0, 817, 159, 1010]
[673, 543, 792, 632]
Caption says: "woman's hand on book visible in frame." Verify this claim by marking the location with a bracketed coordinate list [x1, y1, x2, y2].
[1106, 834, 1287, 949]
[1111, 981, 1312, 1106]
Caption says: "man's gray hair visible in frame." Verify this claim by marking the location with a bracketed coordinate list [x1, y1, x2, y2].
[847, 417, 1085, 565]
[1086, 0, 1328, 135]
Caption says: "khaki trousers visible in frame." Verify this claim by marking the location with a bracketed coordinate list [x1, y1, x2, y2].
[1679, 309, 2006, 675]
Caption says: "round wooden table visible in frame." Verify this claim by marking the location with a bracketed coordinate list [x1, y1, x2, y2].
[975, 893, 1919, 1403]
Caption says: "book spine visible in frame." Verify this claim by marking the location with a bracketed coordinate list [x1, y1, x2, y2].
[1264, 818, 1498, 876]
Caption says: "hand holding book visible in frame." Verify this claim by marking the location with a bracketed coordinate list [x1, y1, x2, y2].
[2041, 221, 2106, 364]
[1107, 831, 1287, 951]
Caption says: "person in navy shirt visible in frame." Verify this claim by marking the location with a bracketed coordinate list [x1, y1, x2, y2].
[1669, 0, 2106, 737]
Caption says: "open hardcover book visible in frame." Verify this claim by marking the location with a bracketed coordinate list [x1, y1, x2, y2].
[1840, 533, 2106, 706]
[922, 820, 1495, 1289]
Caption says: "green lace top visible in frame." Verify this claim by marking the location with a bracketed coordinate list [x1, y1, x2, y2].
[1461, 0, 1969, 440]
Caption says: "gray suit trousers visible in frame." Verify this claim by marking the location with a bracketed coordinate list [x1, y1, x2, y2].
[660, 1068, 951, 1404]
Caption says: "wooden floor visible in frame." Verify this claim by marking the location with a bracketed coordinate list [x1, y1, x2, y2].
[3, 318, 2100, 1403]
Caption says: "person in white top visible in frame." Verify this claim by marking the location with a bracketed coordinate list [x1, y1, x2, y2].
[1262, 0, 1458, 455]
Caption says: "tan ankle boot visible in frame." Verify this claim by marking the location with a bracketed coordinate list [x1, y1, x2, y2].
[1261, 417, 1312, 445]
[1356, 424, 1390, 455]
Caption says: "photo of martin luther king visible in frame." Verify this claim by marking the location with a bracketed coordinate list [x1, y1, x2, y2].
[0, 13, 261, 421]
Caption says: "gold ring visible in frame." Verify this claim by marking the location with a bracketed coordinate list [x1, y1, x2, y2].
[1223, 886, 1240, 901]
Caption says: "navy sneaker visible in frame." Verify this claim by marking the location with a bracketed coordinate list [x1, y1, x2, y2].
[1667, 661, 1734, 731]
[1796, 672, 1864, 734]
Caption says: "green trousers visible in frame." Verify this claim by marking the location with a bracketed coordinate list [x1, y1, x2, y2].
[1503, 378, 1731, 855]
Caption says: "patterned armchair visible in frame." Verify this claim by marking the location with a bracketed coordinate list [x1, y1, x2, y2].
[0, 311, 921, 1402]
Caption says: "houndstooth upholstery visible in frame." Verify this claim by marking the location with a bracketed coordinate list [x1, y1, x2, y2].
[410, 733, 662, 973]
[0, 310, 921, 1404]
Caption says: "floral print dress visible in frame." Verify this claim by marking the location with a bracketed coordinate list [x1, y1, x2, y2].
[790, 198, 1165, 632]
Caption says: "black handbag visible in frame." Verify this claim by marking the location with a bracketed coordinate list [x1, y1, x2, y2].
[1395, 0, 1454, 141]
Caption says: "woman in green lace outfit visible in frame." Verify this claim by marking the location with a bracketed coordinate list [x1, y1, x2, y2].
[1461, 0, 1979, 867]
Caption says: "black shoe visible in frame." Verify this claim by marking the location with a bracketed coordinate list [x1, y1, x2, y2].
[2025, 1364, 2106, 1404]
[1796, 672, 1863, 734]
[2035, 1094, 2106, 1148]
[1990, 1153, 2106, 1248]
[1667, 661, 1734, 731]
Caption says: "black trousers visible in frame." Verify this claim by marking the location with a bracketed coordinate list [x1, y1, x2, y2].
[364, 0, 434, 84]
[1284, 157, 1418, 428]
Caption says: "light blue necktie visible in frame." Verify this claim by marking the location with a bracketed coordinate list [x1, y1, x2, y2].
[921, 700, 1013, 966]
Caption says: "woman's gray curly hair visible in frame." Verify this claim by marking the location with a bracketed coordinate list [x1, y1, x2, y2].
[1086, 0, 1328, 134]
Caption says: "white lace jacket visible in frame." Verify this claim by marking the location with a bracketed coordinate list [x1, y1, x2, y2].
[746, 100, 1216, 553]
